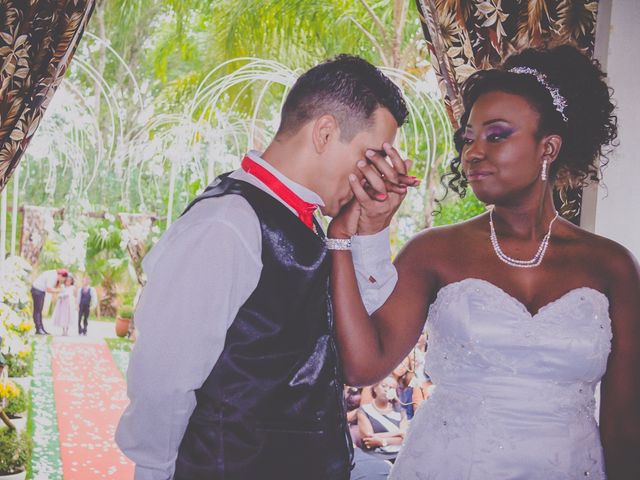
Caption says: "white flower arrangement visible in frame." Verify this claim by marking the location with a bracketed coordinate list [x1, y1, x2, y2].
[0, 277, 30, 308]
[0, 256, 32, 308]
[1, 256, 32, 280]
[0, 303, 31, 357]
[58, 232, 89, 271]
[56, 222, 89, 271]
[120, 217, 153, 252]
[0, 328, 29, 356]
[0, 257, 35, 347]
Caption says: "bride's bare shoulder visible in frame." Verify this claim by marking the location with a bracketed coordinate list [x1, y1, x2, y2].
[564, 222, 638, 276]
[398, 213, 487, 262]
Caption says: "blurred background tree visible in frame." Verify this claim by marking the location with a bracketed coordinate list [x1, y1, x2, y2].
[6, 0, 482, 307]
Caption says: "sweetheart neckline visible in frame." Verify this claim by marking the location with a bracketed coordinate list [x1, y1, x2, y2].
[434, 278, 609, 319]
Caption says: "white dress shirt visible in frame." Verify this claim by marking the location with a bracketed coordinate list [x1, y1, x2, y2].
[32, 270, 59, 291]
[115, 151, 398, 480]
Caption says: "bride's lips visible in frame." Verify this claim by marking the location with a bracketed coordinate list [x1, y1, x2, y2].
[466, 170, 492, 182]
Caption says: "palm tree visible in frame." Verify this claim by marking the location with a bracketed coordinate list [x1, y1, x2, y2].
[85, 219, 130, 317]
[206, 0, 426, 70]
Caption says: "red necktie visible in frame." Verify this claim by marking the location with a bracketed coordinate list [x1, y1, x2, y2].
[241, 156, 317, 230]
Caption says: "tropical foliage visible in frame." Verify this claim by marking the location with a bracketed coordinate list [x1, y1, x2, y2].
[2, 381, 27, 418]
[18, 0, 451, 217]
[0, 427, 31, 475]
[4, 1, 486, 303]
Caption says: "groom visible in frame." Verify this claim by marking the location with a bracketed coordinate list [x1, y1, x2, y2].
[116, 55, 415, 480]
[31, 268, 67, 334]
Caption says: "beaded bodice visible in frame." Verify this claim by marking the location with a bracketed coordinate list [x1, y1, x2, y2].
[390, 278, 612, 480]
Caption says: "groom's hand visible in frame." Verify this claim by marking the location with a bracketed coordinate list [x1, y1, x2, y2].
[328, 197, 361, 239]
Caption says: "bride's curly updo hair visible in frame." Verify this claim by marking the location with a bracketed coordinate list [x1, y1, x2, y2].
[445, 44, 618, 198]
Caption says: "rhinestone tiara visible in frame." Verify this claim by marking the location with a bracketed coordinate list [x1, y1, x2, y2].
[508, 66, 568, 122]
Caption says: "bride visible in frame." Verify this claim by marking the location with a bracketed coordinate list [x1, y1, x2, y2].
[328, 45, 639, 478]
[52, 275, 76, 336]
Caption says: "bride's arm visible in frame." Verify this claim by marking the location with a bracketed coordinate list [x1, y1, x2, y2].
[331, 235, 435, 386]
[329, 145, 438, 386]
[599, 245, 640, 479]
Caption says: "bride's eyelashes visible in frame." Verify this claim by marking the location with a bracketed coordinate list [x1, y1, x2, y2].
[485, 125, 515, 143]
[461, 126, 515, 145]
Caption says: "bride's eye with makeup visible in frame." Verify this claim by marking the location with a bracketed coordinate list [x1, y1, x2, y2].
[485, 125, 514, 143]
[461, 129, 474, 145]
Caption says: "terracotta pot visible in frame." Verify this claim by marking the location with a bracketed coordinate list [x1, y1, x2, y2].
[115, 317, 131, 338]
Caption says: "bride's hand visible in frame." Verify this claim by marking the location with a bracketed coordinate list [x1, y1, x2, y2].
[353, 143, 417, 236]
[328, 143, 418, 238]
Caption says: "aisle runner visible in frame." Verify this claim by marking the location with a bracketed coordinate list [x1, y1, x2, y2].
[51, 342, 133, 479]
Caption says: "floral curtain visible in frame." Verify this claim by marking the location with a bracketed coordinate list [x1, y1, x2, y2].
[415, 0, 599, 220]
[0, 0, 96, 191]
[415, 0, 599, 129]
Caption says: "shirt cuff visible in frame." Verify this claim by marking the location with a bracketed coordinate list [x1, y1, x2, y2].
[351, 227, 398, 315]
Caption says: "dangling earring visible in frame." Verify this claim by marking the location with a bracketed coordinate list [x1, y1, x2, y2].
[541, 158, 548, 181]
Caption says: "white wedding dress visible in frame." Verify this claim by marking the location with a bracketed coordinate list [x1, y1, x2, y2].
[390, 278, 612, 480]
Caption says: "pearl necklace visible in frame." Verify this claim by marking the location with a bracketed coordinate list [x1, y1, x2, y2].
[489, 209, 559, 268]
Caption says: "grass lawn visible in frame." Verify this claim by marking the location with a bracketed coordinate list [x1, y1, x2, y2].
[105, 338, 133, 378]
[105, 337, 133, 353]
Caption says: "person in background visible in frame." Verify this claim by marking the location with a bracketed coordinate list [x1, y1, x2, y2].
[393, 356, 416, 420]
[345, 386, 363, 447]
[412, 377, 434, 411]
[77, 276, 99, 336]
[411, 333, 427, 383]
[357, 375, 407, 463]
[359, 356, 418, 418]
[52, 275, 76, 336]
[31, 268, 67, 335]
[350, 448, 391, 480]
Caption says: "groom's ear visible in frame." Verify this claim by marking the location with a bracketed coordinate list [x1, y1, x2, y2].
[312, 114, 339, 153]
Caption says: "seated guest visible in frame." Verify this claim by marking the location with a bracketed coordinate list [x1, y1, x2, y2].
[412, 376, 435, 411]
[411, 333, 428, 383]
[350, 448, 391, 479]
[357, 376, 407, 463]
[394, 356, 416, 419]
[345, 386, 363, 447]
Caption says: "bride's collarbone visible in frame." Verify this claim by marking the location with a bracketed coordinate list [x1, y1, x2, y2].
[421, 223, 609, 311]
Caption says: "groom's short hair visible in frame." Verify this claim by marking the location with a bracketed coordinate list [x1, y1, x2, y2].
[276, 54, 408, 141]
